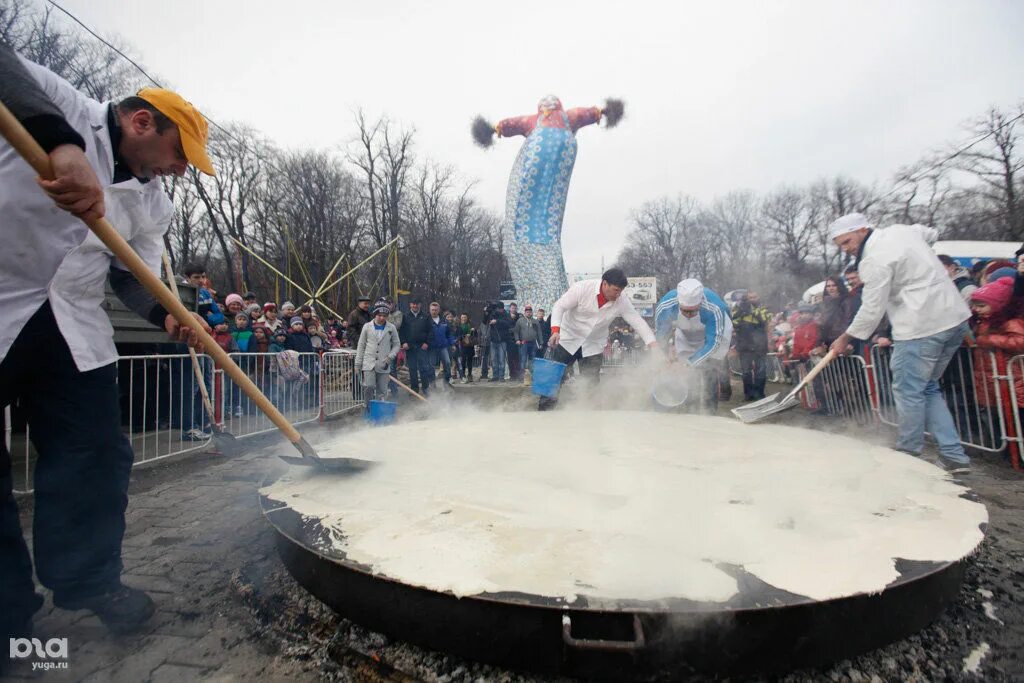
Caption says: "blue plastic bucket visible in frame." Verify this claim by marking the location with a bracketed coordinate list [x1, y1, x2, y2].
[531, 358, 567, 398]
[366, 400, 397, 425]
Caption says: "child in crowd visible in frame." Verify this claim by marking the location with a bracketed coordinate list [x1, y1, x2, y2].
[789, 304, 819, 361]
[232, 313, 253, 352]
[970, 277, 1024, 411]
[308, 323, 328, 351]
[250, 325, 270, 353]
[270, 329, 289, 353]
[260, 303, 284, 335]
[327, 328, 342, 350]
[354, 300, 401, 402]
[285, 317, 314, 353]
[211, 320, 237, 354]
[247, 304, 263, 327]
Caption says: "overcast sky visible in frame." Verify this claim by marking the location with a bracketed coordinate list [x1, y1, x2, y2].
[66, 0, 1023, 273]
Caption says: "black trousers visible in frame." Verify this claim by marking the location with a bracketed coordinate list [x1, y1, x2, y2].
[506, 340, 521, 379]
[739, 351, 767, 400]
[460, 347, 475, 379]
[537, 345, 603, 411]
[1, 302, 133, 635]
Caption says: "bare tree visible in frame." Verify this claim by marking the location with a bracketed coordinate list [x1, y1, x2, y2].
[949, 104, 1024, 241]
[190, 124, 271, 290]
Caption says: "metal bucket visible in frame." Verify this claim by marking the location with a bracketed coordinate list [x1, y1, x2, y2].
[652, 370, 692, 408]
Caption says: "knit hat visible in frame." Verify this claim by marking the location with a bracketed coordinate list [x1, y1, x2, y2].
[971, 276, 1014, 312]
[798, 303, 816, 313]
[281, 301, 295, 311]
[245, 303, 262, 315]
[828, 213, 873, 240]
[290, 316, 305, 327]
[225, 293, 243, 308]
[677, 279, 704, 307]
[263, 302, 277, 311]
[372, 299, 390, 315]
[989, 267, 1017, 282]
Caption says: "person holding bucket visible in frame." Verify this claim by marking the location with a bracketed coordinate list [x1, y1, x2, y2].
[355, 299, 402, 402]
[654, 278, 733, 413]
[538, 268, 657, 410]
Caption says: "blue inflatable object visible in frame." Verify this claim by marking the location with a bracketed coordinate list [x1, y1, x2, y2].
[366, 400, 397, 425]
[531, 358, 567, 399]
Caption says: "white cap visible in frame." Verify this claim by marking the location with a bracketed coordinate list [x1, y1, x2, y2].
[677, 279, 704, 307]
[828, 213, 873, 241]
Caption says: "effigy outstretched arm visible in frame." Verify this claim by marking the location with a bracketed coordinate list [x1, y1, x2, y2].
[567, 98, 625, 132]
[471, 113, 535, 148]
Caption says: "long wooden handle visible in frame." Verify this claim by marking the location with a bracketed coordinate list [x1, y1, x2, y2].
[389, 374, 429, 402]
[161, 251, 218, 424]
[787, 349, 837, 400]
[0, 101, 303, 446]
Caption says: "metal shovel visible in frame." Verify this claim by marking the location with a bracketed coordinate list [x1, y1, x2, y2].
[731, 350, 837, 424]
[0, 101, 365, 472]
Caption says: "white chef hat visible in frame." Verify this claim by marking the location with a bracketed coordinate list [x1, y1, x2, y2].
[677, 279, 704, 307]
[828, 213, 874, 240]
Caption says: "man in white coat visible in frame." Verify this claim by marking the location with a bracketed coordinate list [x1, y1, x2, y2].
[541, 268, 657, 409]
[1, 49, 214, 642]
[828, 213, 972, 473]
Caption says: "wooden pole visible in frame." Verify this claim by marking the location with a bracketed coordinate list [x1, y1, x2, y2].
[0, 101, 318, 459]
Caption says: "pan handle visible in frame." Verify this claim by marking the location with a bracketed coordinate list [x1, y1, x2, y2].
[561, 614, 645, 652]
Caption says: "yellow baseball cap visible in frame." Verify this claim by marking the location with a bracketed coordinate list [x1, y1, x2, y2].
[136, 87, 215, 176]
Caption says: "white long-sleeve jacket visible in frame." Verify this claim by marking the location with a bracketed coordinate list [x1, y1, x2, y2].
[0, 55, 172, 370]
[550, 279, 655, 357]
[846, 224, 970, 342]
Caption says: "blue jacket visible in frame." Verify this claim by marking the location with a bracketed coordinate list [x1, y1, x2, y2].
[654, 287, 731, 366]
[428, 317, 456, 349]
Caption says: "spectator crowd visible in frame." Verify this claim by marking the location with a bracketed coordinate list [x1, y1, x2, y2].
[170, 250, 1024, 466]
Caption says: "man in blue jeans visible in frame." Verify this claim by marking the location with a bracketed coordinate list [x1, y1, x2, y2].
[828, 214, 972, 473]
[515, 305, 541, 385]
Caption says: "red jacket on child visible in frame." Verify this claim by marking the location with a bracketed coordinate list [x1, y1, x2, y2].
[791, 322, 820, 361]
[972, 316, 1024, 407]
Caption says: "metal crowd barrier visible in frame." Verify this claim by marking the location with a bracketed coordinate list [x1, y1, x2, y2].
[728, 352, 789, 384]
[602, 345, 645, 369]
[766, 353, 789, 384]
[321, 350, 365, 417]
[869, 345, 1009, 455]
[10, 350, 366, 495]
[1003, 354, 1024, 470]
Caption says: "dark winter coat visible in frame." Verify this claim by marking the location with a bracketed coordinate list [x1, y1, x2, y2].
[731, 303, 772, 354]
[285, 329, 315, 353]
[400, 309, 433, 347]
[347, 306, 372, 344]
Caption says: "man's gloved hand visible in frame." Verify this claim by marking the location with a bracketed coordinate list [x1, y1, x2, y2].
[376, 360, 390, 373]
